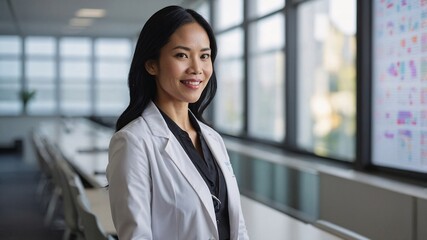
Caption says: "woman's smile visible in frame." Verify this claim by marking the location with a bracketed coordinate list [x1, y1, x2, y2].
[180, 79, 203, 89]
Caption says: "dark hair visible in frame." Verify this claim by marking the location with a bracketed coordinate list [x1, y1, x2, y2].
[115, 5, 217, 131]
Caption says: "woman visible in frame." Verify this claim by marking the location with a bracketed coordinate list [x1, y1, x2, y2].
[107, 5, 249, 240]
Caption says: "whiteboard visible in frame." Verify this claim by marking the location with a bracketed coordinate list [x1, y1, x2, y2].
[371, 0, 427, 173]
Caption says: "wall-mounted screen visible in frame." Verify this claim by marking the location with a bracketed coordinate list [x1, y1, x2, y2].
[372, 0, 427, 174]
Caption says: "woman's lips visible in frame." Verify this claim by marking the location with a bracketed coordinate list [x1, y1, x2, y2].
[180, 79, 202, 88]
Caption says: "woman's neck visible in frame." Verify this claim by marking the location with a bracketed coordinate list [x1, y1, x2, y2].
[155, 100, 192, 131]
[155, 100, 201, 154]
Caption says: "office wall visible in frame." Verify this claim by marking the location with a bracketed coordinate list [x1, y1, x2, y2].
[418, 198, 427, 240]
[0, 117, 53, 163]
[319, 171, 426, 240]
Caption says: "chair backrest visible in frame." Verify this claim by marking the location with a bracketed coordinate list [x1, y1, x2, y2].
[76, 195, 112, 240]
[43, 141, 64, 190]
[68, 174, 86, 203]
[32, 132, 54, 179]
[54, 152, 82, 234]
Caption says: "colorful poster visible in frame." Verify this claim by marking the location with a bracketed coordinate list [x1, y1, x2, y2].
[372, 0, 427, 173]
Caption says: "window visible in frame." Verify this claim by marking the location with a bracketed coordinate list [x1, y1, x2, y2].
[248, 13, 285, 141]
[213, 0, 285, 142]
[94, 38, 131, 116]
[248, 0, 285, 18]
[0, 36, 22, 115]
[214, 0, 243, 31]
[60, 38, 92, 115]
[25, 37, 56, 115]
[196, 1, 210, 22]
[214, 29, 245, 134]
[297, 0, 356, 160]
[0, 36, 133, 117]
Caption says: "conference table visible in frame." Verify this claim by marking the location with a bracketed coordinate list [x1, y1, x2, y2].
[35, 117, 342, 240]
[35, 117, 116, 235]
[37, 118, 112, 188]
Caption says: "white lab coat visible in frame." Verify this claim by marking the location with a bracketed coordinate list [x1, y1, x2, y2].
[107, 102, 249, 240]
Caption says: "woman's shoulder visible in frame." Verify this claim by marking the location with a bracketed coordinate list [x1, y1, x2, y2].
[113, 116, 149, 140]
[120, 116, 146, 131]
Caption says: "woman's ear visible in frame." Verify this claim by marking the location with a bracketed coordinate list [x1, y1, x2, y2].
[145, 60, 158, 76]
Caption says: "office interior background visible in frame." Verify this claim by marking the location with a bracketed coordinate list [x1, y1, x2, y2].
[0, 0, 426, 239]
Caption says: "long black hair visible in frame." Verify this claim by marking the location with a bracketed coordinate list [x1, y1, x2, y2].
[115, 5, 218, 131]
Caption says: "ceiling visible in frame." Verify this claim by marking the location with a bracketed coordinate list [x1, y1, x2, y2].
[0, 0, 204, 38]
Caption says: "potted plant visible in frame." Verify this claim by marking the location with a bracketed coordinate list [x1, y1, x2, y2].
[20, 89, 36, 114]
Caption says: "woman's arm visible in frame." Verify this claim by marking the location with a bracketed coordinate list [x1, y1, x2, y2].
[107, 130, 152, 240]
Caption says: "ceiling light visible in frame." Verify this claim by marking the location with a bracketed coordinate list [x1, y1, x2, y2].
[75, 8, 106, 18]
[69, 18, 93, 27]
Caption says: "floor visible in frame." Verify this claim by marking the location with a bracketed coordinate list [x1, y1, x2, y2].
[241, 196, 342, 240]
[0, 153, 63, 240]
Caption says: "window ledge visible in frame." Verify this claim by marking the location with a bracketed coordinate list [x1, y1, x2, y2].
[223, 136, 427, 200]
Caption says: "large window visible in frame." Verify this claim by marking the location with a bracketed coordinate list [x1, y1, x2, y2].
[214, 0, 286, 141]
[94, 38, 131, 116]
[248, 0, 285, 18]
[0, 36, 22, 115]
[214, 0, 243, 31]
[215, 29, 245, 134]
[248, 11, 285, 141]
[60, 37, 92, 115]
[214, 0, 245, 134]
[25, 37, 56, 114]
[0, 35, 131, 117]
[212, 0, 356, 160]
[297, 0, 356, 160]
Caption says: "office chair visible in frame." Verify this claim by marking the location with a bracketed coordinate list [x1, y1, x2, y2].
[76, 194, 116, 240]
[55, 153, 85, 240]
[33, 134, 64, 227]
[32, 132, 54, 207]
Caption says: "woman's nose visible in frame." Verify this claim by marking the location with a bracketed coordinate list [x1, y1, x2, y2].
[188, 58, 202, 75]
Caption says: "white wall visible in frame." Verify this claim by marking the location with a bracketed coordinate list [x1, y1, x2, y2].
[0, 116, 56, 164]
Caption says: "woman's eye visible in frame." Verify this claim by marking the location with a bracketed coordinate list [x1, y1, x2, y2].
[201, 54, 210, 60]
[175, 53, 188, 58]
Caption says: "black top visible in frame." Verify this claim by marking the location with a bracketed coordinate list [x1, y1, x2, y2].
[159, 110, 230, 240]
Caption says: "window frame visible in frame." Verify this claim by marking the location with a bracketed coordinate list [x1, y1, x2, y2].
[211, 0, 427, 181]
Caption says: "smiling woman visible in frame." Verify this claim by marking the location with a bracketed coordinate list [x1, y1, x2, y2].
[145, 22, 213, 113]
[107, 5, 249, 240]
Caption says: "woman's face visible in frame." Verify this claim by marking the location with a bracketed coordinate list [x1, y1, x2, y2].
[146, 22, 213, 106]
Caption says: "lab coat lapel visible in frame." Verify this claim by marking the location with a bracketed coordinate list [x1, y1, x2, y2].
[201, 127, 240, 240]
[164, 137, 218, 229]
[143, 102, 218, 233]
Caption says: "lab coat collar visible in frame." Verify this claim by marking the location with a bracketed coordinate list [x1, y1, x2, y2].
[141, 101, 220, 237]
[141, 101, 170, 139]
